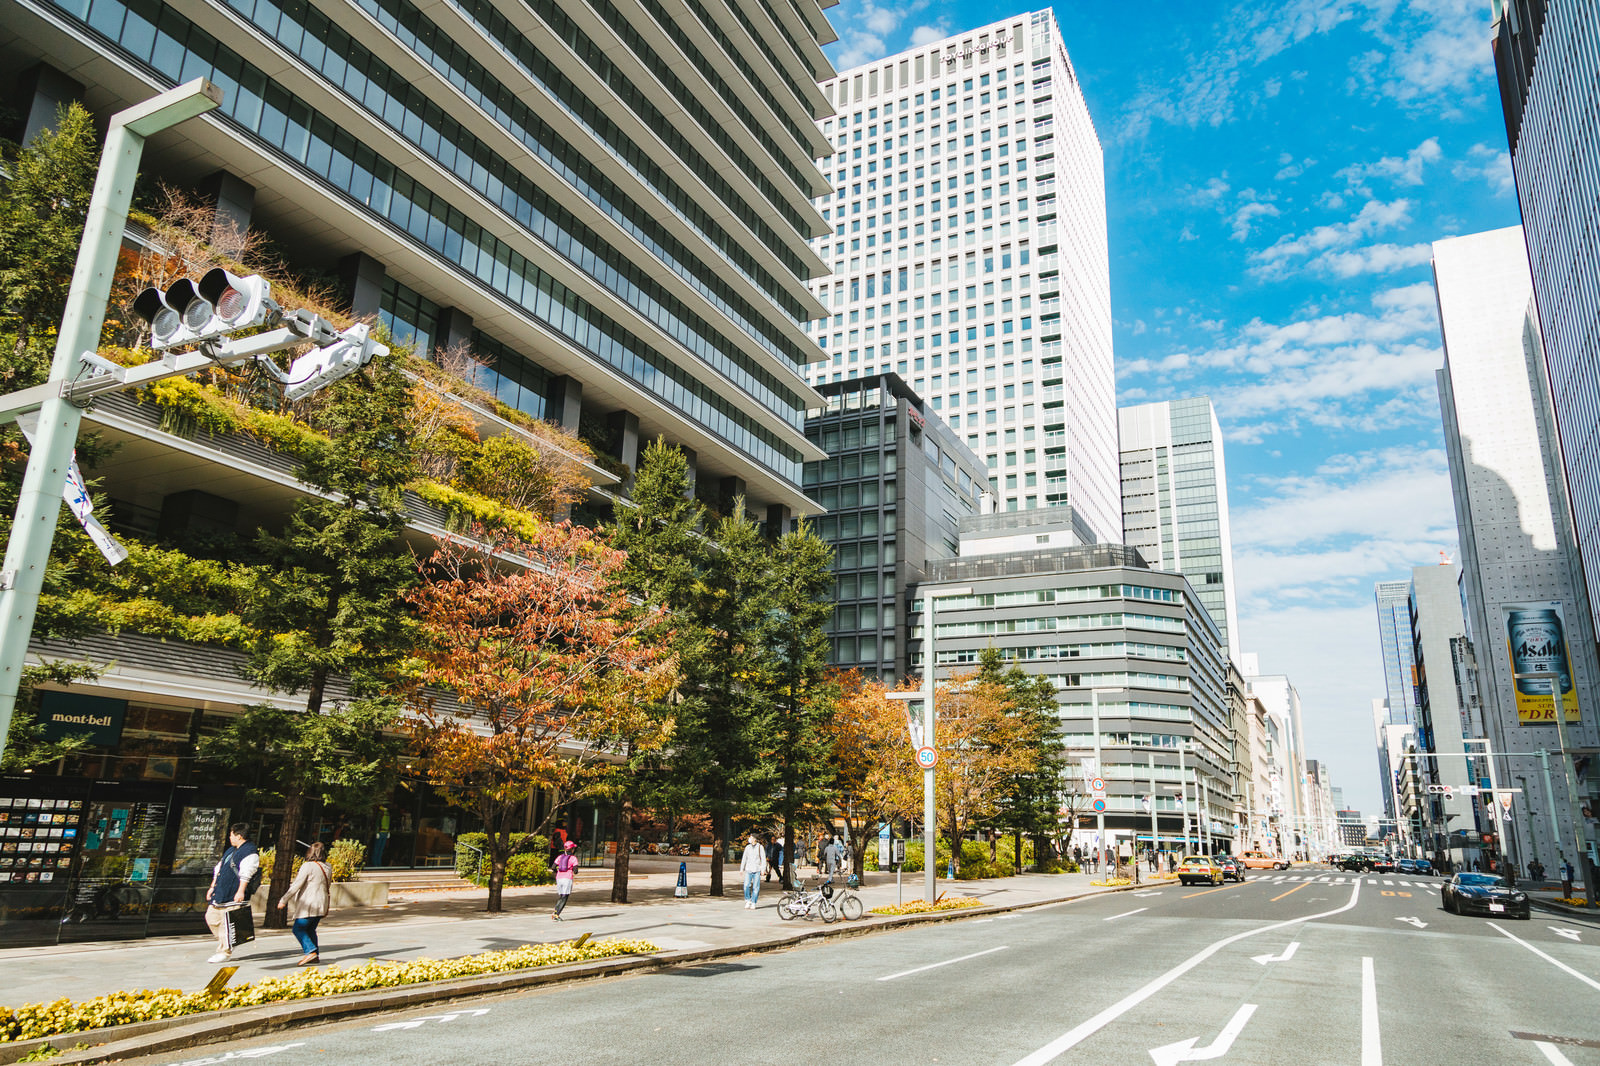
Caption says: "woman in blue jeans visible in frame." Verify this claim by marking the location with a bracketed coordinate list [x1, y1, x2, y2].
[278, 841, 332, 965]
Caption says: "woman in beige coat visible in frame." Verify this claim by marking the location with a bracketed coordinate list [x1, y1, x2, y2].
[278, 841, 332, 965]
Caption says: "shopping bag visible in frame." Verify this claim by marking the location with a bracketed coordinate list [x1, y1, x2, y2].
[224, 903, 255, 949]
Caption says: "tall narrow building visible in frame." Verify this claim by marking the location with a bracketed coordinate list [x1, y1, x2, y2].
[1119, 397, 1240, 660]
[1408, 561, 1474, 867]
[1434, 225, 1600, 876]
[804, 11, 1118, 538]
[1374, 580, 1418, 727]
[1492, 1, 1600, 631]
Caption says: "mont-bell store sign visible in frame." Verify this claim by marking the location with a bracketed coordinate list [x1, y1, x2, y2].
[38, 691, 127, 748]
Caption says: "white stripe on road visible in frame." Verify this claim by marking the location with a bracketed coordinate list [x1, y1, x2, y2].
[1102, 908, 1147, 922]
[1361, 956, 1381, 1066]
[877, 945, 1009, 982]
[1008, 882, 1363, 1066]
[1537, 1042, 1576, 1065]
[1489, 924, 1600, 993]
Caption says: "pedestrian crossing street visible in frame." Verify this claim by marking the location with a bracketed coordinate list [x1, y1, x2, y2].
[1252, 873, 1439, 888]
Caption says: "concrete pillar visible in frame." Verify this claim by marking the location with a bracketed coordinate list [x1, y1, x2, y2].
[435, 306, 474, 359]
[547, 376, 583, 435]
[717, 476, 746, 517]
[607, 410, 640, 492]
[765, 503, 793, 540]
[337, 251, 386, 319]
[9, 64, 83, 148]
[196, 170, 255, 248]
[679, 447, 698, 500]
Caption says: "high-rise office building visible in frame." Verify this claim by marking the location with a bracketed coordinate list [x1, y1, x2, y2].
[4, 0, 837, 525]
[803, 374, 989, 683]
[1374, 580, 1418, 727]
[804, 11, 1118, 538]
[1408, 561, 1475, 866]
[1492, 1, 1600, 629]
[1434, 225, 1600, 875]
[1120, 397, 1240, 659]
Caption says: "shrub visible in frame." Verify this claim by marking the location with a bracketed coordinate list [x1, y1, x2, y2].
[0, 939, 656, 1044]
[257, 848, 303, 883]
[504, 853, 553, 886]
[454, 833, 549, 886]
[328, 840, 366, 883]
[870, 897, 982, 916]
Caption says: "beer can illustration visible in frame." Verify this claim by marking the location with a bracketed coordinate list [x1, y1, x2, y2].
[1508, 608, 1572, 695]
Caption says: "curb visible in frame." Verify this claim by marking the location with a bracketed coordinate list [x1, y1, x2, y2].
[1531, 897, 1598, 917]
[2, 883, 1138, 1064]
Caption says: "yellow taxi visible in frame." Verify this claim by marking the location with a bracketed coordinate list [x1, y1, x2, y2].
[1177, 855, 1224, 886]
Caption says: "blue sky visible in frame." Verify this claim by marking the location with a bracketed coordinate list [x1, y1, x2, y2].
[823, 1, 1522, 815]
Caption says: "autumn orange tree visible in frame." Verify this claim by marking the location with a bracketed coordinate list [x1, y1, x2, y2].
[827, 672, 920, 875]
[932, 669, 1040, 877]
[406, 523, 677, 912]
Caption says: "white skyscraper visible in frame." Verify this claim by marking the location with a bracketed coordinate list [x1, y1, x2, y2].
[1120, 397, 1240, 659]
[1434, 225, 1600, 876]
[805, 11, 1118, 540]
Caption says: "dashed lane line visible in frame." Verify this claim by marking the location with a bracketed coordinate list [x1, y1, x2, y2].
[1103, 908, 1148, 921]
[1489, 924, 1600, 994]
[876, 945, 1009, 982]
[1271, 880, 1314, 903]
[1361, 957, 1381, 1066]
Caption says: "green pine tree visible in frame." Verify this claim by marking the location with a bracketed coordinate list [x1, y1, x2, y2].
[978, 646, 1067, 872]
[237, 348, 418, 925]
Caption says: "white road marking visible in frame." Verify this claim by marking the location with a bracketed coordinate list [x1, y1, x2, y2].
[1104, 908, 1149, 921]
[1549, 927, 1581, 942]
[1361, 956, 1381, 1066]
[972, 918, 994, 923]
[373, 1009, 490, 1032]
[169, 1045, 306, 1064]
[1135, 891, 1163, 897]
[1148, 1002, 1257, 1066]
[1536, 1042, 1576, 1065]
[1008, 882, 1363, 1066]
[1490, 925, 1600, 993]
[998, 914, 1021, 920]
[877, 944, 1009, 982]
[1250, 941, 1299, 965]
[1395, 916, 1427, 928]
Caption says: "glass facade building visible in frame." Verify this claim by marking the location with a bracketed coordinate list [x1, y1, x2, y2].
[1119, 397, 1240, 661]
[1374, 580, 1418, 728]
[1492, 0, 1600, 631]
[800, 11, 1119, 540]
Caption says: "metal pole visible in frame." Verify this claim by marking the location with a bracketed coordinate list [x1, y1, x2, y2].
[1091, 688, 1103, 873]
[1199, 775, 1213, 855]
[1149, 752, 1158, 867]
[922, 594, 937, 904]
[1178, 748, 1191, 853]
[1542, 672, 1595, 902]
[1539, 750, 1564, 869]
[0, 80, 221, 765]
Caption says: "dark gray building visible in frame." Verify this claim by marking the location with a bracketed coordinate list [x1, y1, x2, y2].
[804, 374, 989, 683]
[911, 541, 1232, 855]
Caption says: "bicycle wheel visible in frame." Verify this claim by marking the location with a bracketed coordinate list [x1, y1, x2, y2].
[840, 894, 864, 920]
[818, 897, 839, 923]
[777, 893, 799, 920]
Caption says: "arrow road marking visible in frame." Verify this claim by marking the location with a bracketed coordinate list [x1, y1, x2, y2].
[1148, 1003, 1257, 1066]
[1251, 941, 1300, 965]
[374, 1009, 491, 1032]
[170, 1046, 305, 1065]
[1490, 924, 1600, 993]
[372, 1020, 427, 1032]
[1395, 916, 1427, 929]
[1549, 927, 1581, 942]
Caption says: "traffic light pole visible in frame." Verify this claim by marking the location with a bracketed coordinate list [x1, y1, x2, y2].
[0, 79, 221, 766]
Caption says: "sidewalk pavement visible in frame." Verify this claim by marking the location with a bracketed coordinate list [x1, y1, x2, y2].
[0, 859, 1129, 1007]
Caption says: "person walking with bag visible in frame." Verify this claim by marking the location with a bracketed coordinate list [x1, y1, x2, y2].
[278, 841, 332, 965]
[552, 840, 579, 920]
[204, 823, 260, 964]
[740, 833, 769, 909]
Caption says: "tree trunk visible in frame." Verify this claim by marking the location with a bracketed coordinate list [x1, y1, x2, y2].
[709, 805, 726, 896]
[1014, 832, 1022, 874]
[263, 789, 304, 929]
[485, 825, 507, 914]
[611, 796, 633, 904]
[782, 822, 796, 889]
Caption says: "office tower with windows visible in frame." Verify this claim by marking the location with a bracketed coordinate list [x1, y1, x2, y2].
[1408, 561, 1474, 866]
[1375, 580, 1418, 727]
[804, 11, 1117, 538]
[1120, 397, 1240, 659]
[1434, 225, 1600, 876]
[1492, 1, 1600, 630]
[803, 374, 989, 682]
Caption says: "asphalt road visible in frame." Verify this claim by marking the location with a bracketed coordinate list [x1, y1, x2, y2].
[134, 865, 1600, 1066]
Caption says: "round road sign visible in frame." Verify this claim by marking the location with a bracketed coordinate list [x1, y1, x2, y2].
[1092, 798, 1107, 813]
[915, 745, 938, 769]
[1091, 777, 1106, 793]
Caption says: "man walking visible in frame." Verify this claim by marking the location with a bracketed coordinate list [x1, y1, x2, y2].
[204, 823, 260, 963]
[740, 834, 768, 909]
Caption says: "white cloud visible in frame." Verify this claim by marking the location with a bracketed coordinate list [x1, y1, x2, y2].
[1453, 142, 1516, 198]
[1336, 137, 1443, 193]
[1249, 199, 1420, 279]
[908, 24, 946, 47]
[1307, 241, 1434, 277]
[1230, 201, 1282, 241]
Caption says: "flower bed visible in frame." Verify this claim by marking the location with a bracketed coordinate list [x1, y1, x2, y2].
[870, 897, 983, 916]
[1090, 877, 1134, 887]
[1555, 897, 1593, 906]
[0, 938, 655, 1044]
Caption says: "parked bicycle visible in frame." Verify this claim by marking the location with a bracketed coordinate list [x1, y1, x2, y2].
[777, 877, 839, 922]
[832, 874, 864, 920]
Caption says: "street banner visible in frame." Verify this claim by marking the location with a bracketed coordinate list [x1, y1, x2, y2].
[15, 412, 128, 566]
[1503, 602, 1580, 723]
[903, 699, 923, 749]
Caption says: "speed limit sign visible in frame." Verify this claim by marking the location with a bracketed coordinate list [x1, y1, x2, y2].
[915, 745, 938, 769]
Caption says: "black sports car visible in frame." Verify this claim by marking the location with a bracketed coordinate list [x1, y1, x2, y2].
[1441, 872, 1531, 919]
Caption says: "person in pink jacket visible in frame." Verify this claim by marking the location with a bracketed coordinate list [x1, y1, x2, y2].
[553, 840, 579, 920]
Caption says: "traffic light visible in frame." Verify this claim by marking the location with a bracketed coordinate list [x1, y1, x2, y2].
[132, 269, 278, 349]
[282, 323, 387, 401]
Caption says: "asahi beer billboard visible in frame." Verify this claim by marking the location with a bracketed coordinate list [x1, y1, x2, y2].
[1503, 602, 1581, 724]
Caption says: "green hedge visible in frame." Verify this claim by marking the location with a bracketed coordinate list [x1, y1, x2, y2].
[875, 837, 1035, 879]
[454, 833, 552, 885]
